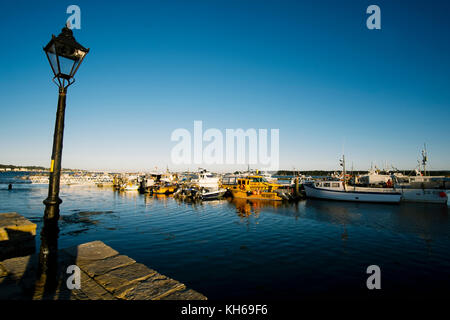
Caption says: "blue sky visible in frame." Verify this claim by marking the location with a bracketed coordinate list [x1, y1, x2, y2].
[0, 0, 449, 172]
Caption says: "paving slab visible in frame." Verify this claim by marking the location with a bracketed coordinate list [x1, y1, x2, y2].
[115, 272, 186, 300]
[75, 270, 116, 300]
[62, 241, 119, 263]
[0, 254, 38, 281]
[0, 264, 7, 278]
[94, 262, 156, 294]
[0, 212, 36, 240]
[80, 254, 136, 278]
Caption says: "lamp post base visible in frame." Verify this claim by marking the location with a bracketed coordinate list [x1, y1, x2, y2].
[36, 213, 60, 294]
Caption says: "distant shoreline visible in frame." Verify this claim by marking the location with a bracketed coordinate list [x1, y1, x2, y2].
[0, 166, 449, 177]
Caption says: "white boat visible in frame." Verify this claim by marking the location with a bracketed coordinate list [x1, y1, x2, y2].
[123, 182, 139, 191]
[392, 147, 448, 204]
[260, 171, 277, 183]
[305, 154, 402, 203]
[275, 176, 295, 186]
[357, 168, 392, 185]
[201, 188, 227, 200]
[304, 180, 401, 203]
[192, 170, 220, 190]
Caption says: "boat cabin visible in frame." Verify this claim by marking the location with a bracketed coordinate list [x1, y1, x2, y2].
[314, 180, 345, 190]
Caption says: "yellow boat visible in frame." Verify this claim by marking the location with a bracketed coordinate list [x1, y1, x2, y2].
[222, 175, 282, 190]
[231, 189, 283, 201]
[228, 175, 284, 201]
[153, 185, 177, 194]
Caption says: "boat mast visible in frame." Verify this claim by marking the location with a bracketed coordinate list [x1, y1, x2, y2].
[343, 154, 346, 187]
[421, 143, 428, 176]
[340, 154, 346, 190]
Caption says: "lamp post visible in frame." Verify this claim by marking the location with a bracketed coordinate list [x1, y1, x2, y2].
[43, 25, 89, 222]
[37, 25, 89, 293]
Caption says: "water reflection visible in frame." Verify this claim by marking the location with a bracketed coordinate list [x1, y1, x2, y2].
[226, 197, 450, 246]
[395, 203, 450, 241]
[303, 200, 363, 226]
[232, 198, 262, 219]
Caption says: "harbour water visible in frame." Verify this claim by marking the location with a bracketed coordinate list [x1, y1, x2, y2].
[1, 180, 449, 300]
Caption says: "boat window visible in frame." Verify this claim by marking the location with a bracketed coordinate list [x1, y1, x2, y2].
[332, 183, 340, 188]
[324, 183, 330, 187]
[315, 183, 321, 187]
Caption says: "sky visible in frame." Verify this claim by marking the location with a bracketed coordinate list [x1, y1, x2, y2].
[0, 0, 449, 172]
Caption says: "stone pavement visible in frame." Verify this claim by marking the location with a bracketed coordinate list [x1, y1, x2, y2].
[0, 212, 36, 261]
[0, 240, 207, 300]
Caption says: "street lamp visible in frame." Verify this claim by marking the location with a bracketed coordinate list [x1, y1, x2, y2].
[43, 25, 89, 222]
[37, 25, 89, 293]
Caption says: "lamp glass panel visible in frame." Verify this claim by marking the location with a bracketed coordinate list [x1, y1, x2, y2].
[46, 44, 59, 77]
[57, 55, 77, 78]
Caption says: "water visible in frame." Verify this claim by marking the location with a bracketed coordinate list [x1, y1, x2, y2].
[1, 181, 450, 300]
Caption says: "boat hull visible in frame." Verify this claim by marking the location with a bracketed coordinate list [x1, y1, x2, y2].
[304, 184, 401, 203]
[231, 189, 283, 201]
[153, 186, 176, 194]
[399, 188, 448, 204]
[201, 189, 227, 200]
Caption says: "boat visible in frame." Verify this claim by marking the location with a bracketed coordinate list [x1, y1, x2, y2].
[304, 155, 401, 203]
[192, 169, 220, 190]
[228, 175, 287, 201]
[304, 180, 401, 203]
[259, 171, 277, 183]
[392, 146, 448, 204]
[231, 188, 284, 201]
[356, 167, 392, 185]
[153, 184, 177, 195]
[274, 176, 295, 186]
[201, 188, 227, 200]
[123, 182, 139, 191]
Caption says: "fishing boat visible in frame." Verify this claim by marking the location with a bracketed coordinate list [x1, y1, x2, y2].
[304, 180, 401, 203]
[231, 188, 284, 201]
[153, 184, 177, 195]
[228, 175, 287, 201]
[192, 169, 220, 190]
[392, 146, 448, 204]
[304, 155, 401, 203]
